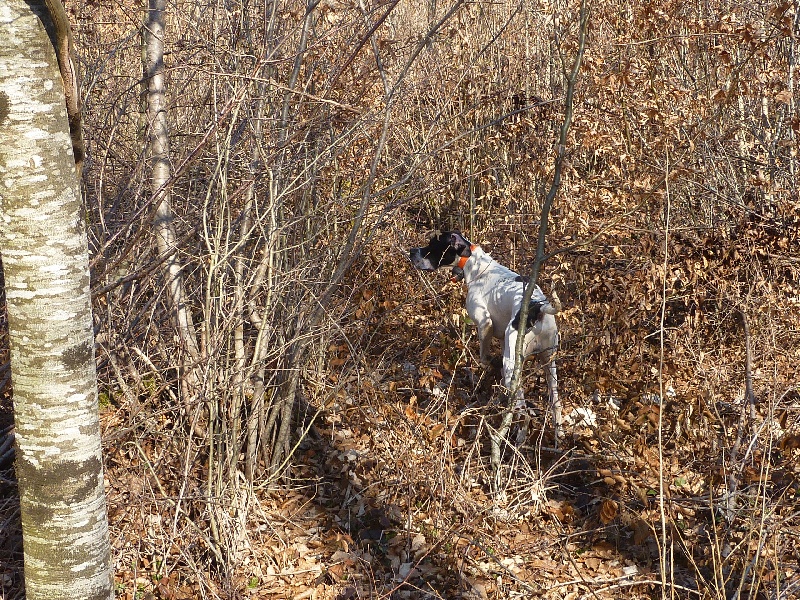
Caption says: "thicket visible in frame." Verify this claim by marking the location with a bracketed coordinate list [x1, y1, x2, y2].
[2, 0, 798, 598]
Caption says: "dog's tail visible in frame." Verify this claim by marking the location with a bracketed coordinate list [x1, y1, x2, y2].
[541, 290, 562, 315]
[512, 291, 561, 330]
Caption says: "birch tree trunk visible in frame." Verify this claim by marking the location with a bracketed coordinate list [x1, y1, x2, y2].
[0, 1, 114, 599]
[145, 0, 200, 362]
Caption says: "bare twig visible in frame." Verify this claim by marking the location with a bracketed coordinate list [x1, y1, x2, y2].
[726, 308, 757, 522]
[657, 148, 672, 600]
[491, 0, 589, 483]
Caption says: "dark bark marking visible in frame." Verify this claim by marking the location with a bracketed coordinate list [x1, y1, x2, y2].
[16, 454, 102, 509]
[0, 92, 9, 123]
[62, 340, 93, 369]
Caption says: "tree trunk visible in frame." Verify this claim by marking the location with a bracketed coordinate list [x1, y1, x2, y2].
[0, 2, 114, 599]
[144, 0, 200, 363]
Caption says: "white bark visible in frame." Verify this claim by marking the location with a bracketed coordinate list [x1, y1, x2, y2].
[0, 1, 113, 599]
[145, 0, 200, 361]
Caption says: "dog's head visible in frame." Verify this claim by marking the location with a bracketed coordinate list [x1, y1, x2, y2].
[409, 231, 473, 271]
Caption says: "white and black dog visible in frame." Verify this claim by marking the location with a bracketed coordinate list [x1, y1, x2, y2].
[409, 231, 562, 441]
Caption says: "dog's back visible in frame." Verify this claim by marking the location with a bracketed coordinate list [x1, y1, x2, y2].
[463, 249, 550, 343]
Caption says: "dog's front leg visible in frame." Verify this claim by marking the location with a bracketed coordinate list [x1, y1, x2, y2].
[502, 327, 526, 408]
[471, 307, 494, 368]
[477, 321, 494, 367]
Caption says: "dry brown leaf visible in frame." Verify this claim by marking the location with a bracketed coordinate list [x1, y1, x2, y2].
[599, 499, 618, 524]
[429, 423, 445, 439]
[633, 519, 652, 545]
[780, 433, 800, 452]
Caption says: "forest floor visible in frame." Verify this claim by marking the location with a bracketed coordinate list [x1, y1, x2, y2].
[3, 230, 800, 600]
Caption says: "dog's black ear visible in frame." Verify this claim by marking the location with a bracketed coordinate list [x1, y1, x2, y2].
[448, 231, 472, 255]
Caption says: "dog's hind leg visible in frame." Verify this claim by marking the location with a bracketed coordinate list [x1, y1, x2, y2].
[544, 356, 563, 446]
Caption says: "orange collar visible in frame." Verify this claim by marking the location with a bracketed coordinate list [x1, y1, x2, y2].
[453, 244, 478, 274]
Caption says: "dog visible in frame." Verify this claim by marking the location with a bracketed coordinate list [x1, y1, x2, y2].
[409, 231, 562, 441]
